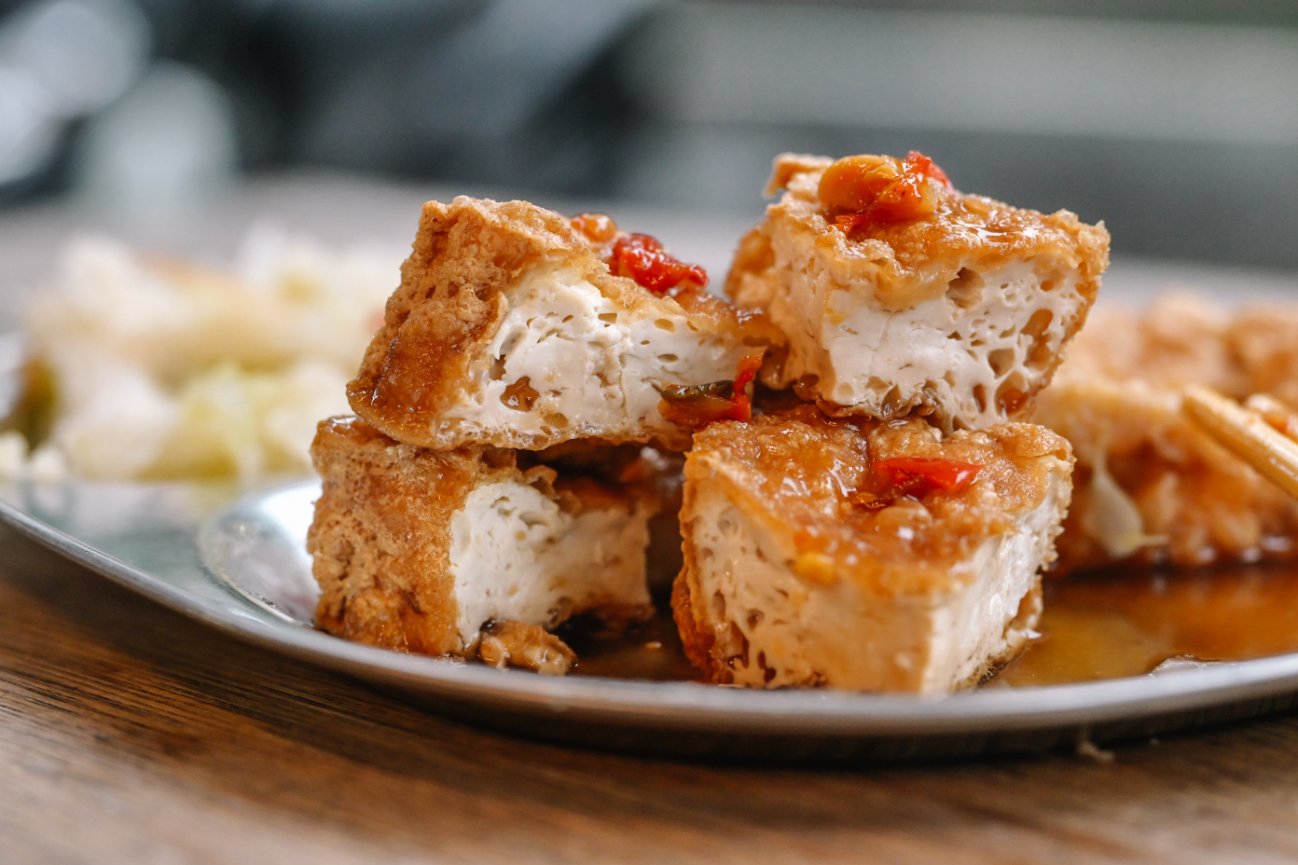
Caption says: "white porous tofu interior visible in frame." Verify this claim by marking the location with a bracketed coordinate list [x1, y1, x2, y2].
[688, 480, 1066, 693]
[773, 260, 1084, 428]
[440, 265, 742, 442]
[449, 479, 651, 649]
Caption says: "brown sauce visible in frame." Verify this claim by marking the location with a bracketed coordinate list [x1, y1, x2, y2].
[570, 563, 1298, 688]
[996, 563, 1298, 687]
[566, 613, 699, 682]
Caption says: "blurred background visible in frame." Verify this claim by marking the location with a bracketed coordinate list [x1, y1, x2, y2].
[1, 0, 1297, 271]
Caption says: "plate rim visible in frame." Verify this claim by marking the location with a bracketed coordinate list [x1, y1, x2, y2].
[7, 478, 1298, 741]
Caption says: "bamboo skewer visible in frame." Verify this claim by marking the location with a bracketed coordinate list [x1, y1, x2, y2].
[1181, 385, 1298, 501]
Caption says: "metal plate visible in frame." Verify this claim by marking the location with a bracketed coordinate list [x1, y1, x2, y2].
[4, 242, 1298, 762]
[6, 474, 1298, 763]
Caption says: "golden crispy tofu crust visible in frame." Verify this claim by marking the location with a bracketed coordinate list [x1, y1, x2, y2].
[725, 154, 1109, 430]
[673, 407, 1073, 689]
[731, 154, 1110, 313]
[307, 415, 656, 658]
[347, 196, 750, 452]
[684, 407, 1070, 589]
[308, 415, 478, 655]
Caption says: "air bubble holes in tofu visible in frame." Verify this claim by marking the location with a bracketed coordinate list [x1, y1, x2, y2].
[439, 263, 743, 447]
[802, 259, 1085, 428]
[450, 479, 651, 649]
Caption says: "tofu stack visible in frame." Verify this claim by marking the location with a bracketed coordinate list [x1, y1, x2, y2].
[307, 152, 1109, 692]
[308, 197, 757, 673]
[673, 152, 1108, 693]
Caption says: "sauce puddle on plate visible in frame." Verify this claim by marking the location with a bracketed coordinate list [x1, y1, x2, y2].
[564, 610, 699, 682]
[996, 562, 1298, 687]
[568, 563, 1298, 687]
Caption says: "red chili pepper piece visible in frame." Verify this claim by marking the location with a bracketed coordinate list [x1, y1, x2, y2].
[610, 233, 709, 295]
[904, 150, 952, 189]
[872, 456, 981, 499]
[826, 151, 952, 235]
[726, 353, 763, 422]
[833, 213, 871, 234]
[864, 171, 938, 224]
[658, 353, 764, 429]
[570, 212, 619, 244]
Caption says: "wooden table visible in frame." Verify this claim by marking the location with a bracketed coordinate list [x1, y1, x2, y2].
[5, 523, 1298, 864]
[6, 180, 1298, 864]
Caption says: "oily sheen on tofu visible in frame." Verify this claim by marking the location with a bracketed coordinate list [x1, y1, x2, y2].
[307, 416, 654, 660]
[347, 196, 753, 452]
[672, 409, 1074, 693]
[727, 154, 1109, 431]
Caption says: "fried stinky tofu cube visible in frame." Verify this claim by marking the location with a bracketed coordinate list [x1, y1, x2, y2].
[672, 408, 1074, 693]
[307, 416, 657, 672]
[1036, 293, 1298, 571]
[348, 196, 760, 453]
[726, 153, 1109, 431]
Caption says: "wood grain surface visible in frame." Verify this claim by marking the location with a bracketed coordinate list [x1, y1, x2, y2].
[4, 524, 1298, 865]
[4, 189, 1298, 864]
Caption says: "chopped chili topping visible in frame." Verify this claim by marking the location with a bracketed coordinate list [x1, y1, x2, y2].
[832, 212, 873, 235]
[570, 212, 619, 245]
[818, 151, 952, 233]
[610, 233, 709, 295]
[871, 456, 981, 500]
[903, 150, 951, 189]
[658, 353, 763, 429]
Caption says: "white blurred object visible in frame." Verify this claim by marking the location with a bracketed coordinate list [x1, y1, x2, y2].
[73, 61, 238, 211]
[4, 0, 150, 117]
[0, 0, 150, 186]
[18, 229, 404, 480]
[0, 431, 25, 478]
[0, 63, 57, 184]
